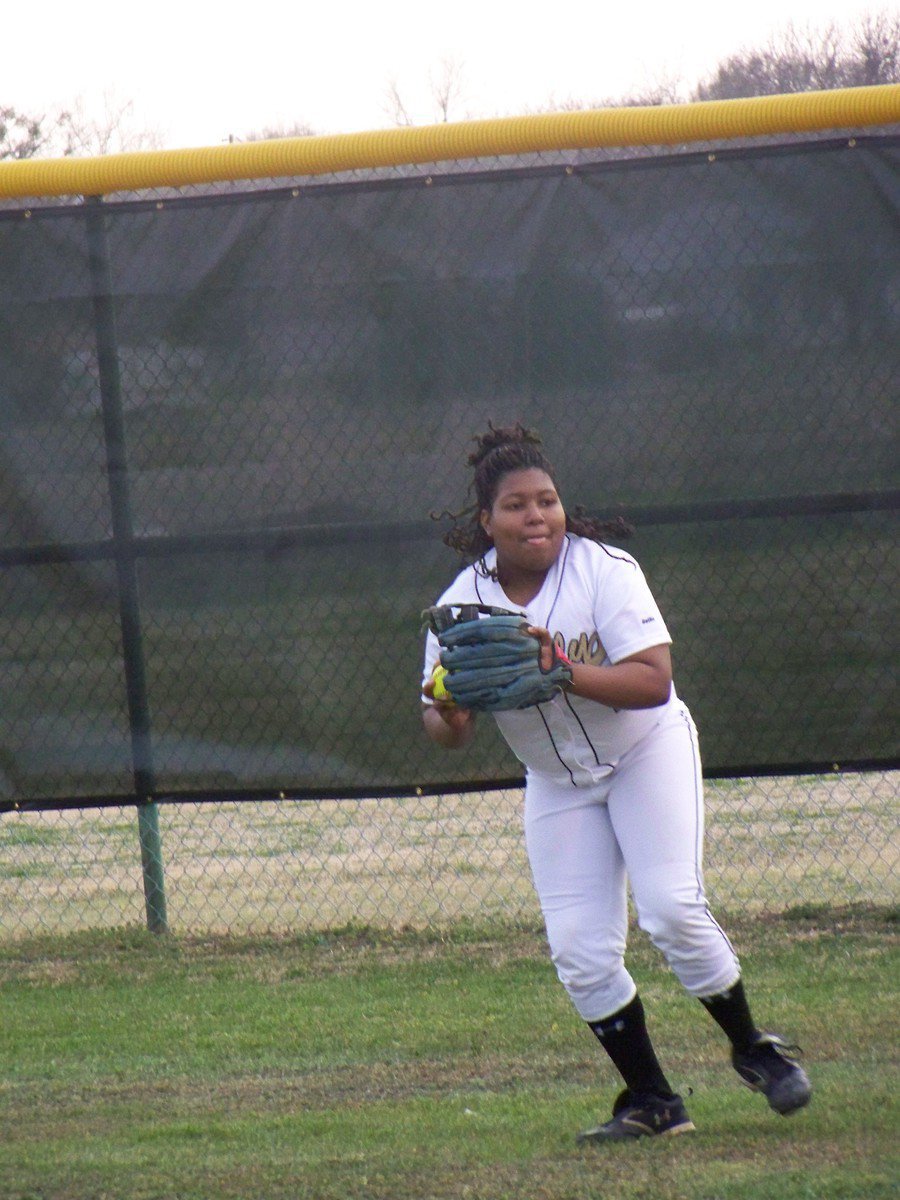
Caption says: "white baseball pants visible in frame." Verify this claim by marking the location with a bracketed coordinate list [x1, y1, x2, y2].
[524, 704, 741, 1022]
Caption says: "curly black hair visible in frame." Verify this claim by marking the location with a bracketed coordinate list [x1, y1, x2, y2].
[435, 421, 632, 577]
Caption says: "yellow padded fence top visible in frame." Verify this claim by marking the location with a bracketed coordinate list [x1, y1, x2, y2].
[1, 84, 899, 200]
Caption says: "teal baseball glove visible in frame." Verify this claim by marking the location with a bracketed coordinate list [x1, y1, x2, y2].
[422, 603, 573, 712]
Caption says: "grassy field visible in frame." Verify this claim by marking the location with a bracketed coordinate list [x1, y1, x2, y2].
[0, 906, 896, 1200]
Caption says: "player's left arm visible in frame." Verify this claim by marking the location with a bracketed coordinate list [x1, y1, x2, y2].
[529, 627, 672, 710]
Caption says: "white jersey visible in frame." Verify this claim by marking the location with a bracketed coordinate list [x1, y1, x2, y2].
[422, 534, 680, 786]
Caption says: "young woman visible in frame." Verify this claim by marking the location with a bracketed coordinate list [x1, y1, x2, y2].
[421, 423, 811, 1142]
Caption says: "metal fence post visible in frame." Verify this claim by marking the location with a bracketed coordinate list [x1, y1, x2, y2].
[85, 195, 168, 934]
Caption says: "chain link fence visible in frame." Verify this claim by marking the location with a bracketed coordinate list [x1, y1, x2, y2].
[0, 772, 896, 940]
[0, 132, 897, 940]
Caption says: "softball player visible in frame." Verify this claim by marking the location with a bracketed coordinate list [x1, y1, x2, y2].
[422, 423, 811, 1142]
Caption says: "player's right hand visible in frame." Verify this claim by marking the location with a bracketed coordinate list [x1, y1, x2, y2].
[437, 703, 475, 734]
[422, 679, 475, 741]
[423, 678, 472, 726]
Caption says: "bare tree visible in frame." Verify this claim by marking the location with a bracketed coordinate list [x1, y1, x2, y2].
[54, 93, 163, 157]
[383, 79, 414, 127]
[532, 78, 686, 112]
[0, 105, 49, 160]
[383, 56, 470, 126]
[242, 120, 318, 142]
[694, 11, 900, 100]
[516, 75, 686, 123]
[430, 57, 467, 123]
[619, 80, 686, 108]
[854, 10, 900, 85]
[526, 10, 898, 115]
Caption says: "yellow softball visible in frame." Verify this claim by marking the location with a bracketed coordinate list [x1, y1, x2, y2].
[432, 663, 452, 702]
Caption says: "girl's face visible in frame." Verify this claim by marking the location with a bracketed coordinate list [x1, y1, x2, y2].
[480, 468, 567, 576]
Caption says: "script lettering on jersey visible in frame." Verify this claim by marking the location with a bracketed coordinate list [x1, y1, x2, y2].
[553, 630, 607, 666]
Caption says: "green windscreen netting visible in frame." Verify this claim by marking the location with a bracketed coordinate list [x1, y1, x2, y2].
[0, 135, 897, 803]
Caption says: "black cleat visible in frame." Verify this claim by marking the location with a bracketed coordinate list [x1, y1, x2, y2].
[576, 1088, 695, 1143]
[732, 1032, 812, 1115]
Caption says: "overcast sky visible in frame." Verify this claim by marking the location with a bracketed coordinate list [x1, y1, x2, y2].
[5, 0, 890, 150]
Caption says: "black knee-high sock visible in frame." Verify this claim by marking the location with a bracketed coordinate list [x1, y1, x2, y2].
[587, 993, 675, 1099]
[698, 978, 760, 1052]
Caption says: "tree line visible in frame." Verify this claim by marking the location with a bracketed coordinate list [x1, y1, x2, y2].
[2, 11, 898, 159]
